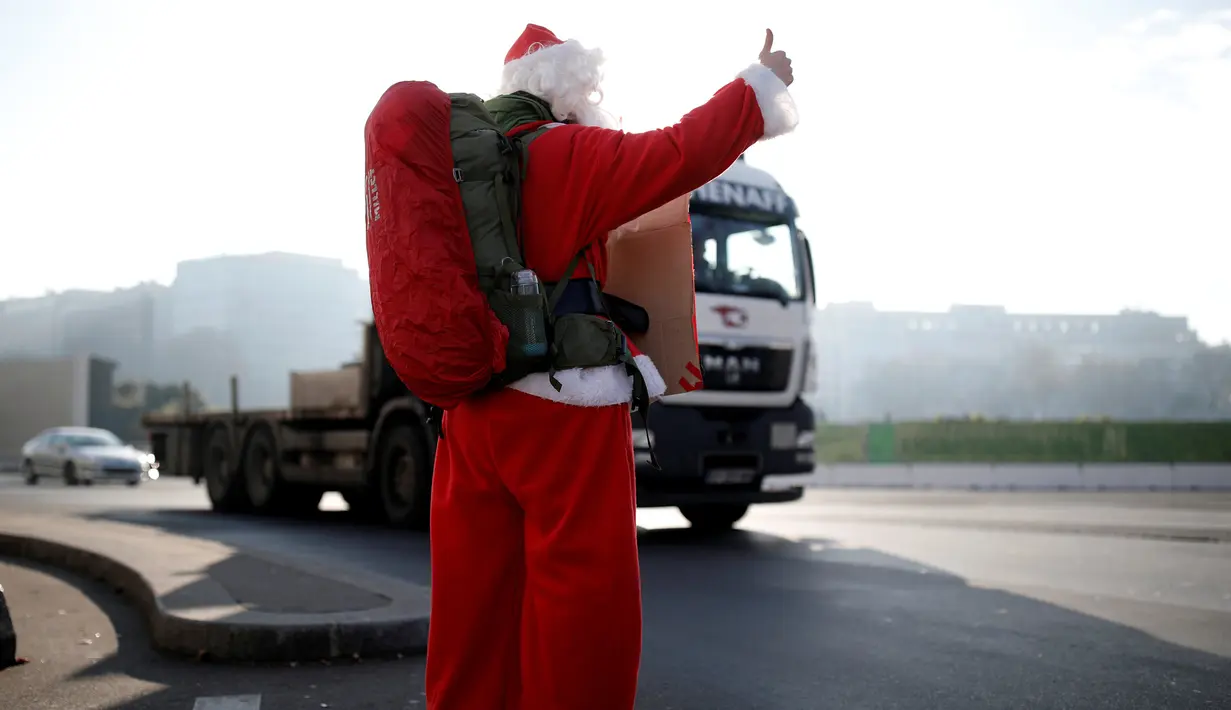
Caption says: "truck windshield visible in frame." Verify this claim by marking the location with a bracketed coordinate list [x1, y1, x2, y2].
[692, 214, 802, 304]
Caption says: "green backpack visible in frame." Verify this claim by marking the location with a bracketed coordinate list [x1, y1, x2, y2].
[442, 91, 658, 465]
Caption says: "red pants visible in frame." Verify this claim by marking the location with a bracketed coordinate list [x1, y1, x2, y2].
[425, 388, 642, 710]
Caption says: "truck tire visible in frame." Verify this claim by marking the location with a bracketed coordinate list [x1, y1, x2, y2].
[239, 424, 321, 515]
[680, 503, 749, 532]
[204, 425, 248, 512]
[376, 423, 430, 530]
[63, 462, 80, 487]
[241, 424, 314, 515]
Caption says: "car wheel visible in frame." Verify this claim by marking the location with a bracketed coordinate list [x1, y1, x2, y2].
[63, 462, 80, 487]
[679, 503, 749, 532]
[22, 461, 36, 486]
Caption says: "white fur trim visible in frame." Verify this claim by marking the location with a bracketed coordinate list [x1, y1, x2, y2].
[500, 38, 617, 129]
[737, 63, 799, 140]
[506, 354, 667, 408]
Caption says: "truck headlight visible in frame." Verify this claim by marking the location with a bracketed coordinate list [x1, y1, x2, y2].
[796, 429, 815, 449]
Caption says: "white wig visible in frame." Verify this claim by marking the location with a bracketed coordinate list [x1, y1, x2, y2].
[500, 38, 618, 129]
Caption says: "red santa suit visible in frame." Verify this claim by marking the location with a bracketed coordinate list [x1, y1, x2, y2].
[425, 23, 799, 710]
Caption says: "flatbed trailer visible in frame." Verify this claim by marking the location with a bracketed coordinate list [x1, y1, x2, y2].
[144, 323, 436, 527]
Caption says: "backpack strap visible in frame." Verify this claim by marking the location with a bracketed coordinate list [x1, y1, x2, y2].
[544, 249, 588, 393]
[425, 404, 445, 441]
[627, 357, 660, 471]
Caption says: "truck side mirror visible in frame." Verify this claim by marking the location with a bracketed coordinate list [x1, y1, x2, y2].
[799, 231, 817, 305]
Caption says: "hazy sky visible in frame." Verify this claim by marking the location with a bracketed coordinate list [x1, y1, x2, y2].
[1, 1, 1228, 343]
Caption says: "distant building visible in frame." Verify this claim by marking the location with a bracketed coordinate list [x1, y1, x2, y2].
[0, 252, 372, 411]
[814, 302, 1203, 421]
[0, 355, 119, 467]
[169, 252, 371, 408]
[0, 283, 168, 378]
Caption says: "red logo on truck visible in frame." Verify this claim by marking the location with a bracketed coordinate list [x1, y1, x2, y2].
[711, 305, 748, 329]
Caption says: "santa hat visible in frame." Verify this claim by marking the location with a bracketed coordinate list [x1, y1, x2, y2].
[504, 24, 564, 65]
[499, 23, 614, 128]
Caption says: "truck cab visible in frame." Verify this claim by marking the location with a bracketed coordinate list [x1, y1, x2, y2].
[633, 156, 818, 529]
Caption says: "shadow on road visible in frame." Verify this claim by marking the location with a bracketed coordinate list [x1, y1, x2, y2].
[50, 505, 1231, 708]
[0, 557, 426, 710]
[84, 506, 435, 587]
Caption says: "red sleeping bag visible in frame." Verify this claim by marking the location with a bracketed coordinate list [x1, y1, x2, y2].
[364, 81, 509, 410]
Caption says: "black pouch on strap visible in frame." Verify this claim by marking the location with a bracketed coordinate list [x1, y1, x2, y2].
[601, 293, 650, 336]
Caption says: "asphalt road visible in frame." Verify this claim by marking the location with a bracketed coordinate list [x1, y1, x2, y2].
[1, 474, 1229, 709]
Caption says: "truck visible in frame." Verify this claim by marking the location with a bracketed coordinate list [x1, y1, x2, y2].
[636, 155, 818, 529]
[143, 155, 817, 531]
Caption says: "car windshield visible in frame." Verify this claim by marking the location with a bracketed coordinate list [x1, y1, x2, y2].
[63, 432, 122, 448]
[692, 214, 803, 304]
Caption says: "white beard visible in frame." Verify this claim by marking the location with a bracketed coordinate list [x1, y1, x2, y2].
[501, 38, 620, 131]
[569, 102, 619, 129]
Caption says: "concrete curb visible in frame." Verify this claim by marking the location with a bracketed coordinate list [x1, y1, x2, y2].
[808, 463, 1231, 491]
[0, 517, 430, 663]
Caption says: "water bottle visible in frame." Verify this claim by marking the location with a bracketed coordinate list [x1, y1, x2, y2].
[511, 269, 549, 358]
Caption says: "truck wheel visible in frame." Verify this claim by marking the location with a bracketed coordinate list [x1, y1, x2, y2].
[376, 423, 430, 530]
[242, 424, 285, 513]
[680, 504, 749, 532]
[204, 425, 247, 512]
[63, 462, 80, 487]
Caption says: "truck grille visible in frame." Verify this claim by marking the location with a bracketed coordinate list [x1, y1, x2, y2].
[698, 345, 792, 392]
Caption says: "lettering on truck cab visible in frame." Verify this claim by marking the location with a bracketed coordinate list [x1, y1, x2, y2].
[692, 180, 790, 215]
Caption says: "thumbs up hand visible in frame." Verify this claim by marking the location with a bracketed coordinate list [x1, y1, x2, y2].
[758, 29, 793, 87]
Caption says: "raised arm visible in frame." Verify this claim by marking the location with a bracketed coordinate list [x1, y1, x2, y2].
[529, 31, 799, 244]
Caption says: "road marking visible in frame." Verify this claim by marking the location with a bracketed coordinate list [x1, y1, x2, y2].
[193, 696, 262, 710]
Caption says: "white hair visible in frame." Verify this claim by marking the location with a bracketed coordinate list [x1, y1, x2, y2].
[500, 38, 618, 129]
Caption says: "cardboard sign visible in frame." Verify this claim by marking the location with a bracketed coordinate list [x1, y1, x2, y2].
[605, 195, 703, 397]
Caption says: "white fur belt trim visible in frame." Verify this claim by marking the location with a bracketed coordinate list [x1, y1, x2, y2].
[506, 354, 668, 408]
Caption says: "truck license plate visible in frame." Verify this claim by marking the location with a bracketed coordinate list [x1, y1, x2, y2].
[705, 468, 757, 485]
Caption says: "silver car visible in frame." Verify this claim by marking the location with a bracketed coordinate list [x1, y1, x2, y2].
[20, 426, 158, 487]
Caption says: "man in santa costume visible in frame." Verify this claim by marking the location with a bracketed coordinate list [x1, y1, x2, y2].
[426, 23, 799, 710]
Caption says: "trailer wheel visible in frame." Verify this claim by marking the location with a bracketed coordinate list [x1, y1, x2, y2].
[376, 423, 430, 530]
[204, 425, 247, 512]
[241, 424, 281, 512]
[679, 503, 749, 532]
[241, 425, 320, 516]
